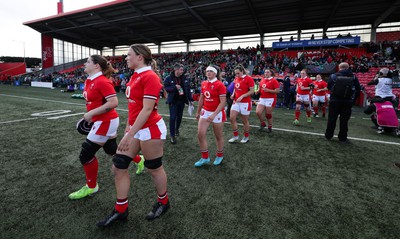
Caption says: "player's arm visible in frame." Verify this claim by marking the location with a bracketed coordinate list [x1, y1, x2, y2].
[196, 94, 204, 120]
[84, 96, 118, 123]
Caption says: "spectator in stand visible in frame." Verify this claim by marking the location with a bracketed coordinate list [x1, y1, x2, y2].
[312, 74, 328, 117]
[164, 63, 194, 144]
[97, 44, 169, 227]
[325, 62, 361, 143]
[293, 69, 313, 125]
[228, 64, 255, 143]
[194, 65, 227, 167]
[255, 69, 280, 133]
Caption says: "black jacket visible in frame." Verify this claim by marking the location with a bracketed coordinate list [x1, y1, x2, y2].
[327, 69, 361, 102]
[164, 72, 193, 104]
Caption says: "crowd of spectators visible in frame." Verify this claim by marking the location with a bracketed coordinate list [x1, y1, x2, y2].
[2, 41, 399, 94]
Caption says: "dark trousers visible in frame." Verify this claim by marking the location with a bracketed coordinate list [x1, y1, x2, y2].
[169, 101, 185, 137]
[283, 91, 290, 108]
[226, 92, 233, 117]
[325, 101, 353, 141]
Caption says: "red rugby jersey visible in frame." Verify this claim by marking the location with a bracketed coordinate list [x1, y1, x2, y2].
[259, 77, 280, 99]
[201, 78, 226, 111]
[312, 80, 328, 96]
[83, 73, 118, 122]
[296, 77, 313, 95]
[233, 75, 255, 103]
[125, 66, 162, 128]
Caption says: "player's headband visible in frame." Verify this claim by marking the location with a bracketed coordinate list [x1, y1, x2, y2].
[206, 66, 218, 74]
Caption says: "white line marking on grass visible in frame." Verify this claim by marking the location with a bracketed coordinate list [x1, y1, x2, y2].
[178, 115, 400, 146]
[0, 94, 86, 106]
[0, 118, 38, 124]
[2, 94, 399, 146]
[47, 112, 85, 119]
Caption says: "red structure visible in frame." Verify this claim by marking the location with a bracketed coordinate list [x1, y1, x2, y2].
[0, 62, 26, 78]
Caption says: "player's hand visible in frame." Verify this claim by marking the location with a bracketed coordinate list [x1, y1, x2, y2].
[83, 112, 93, 123]
[207, 114, 215, 122]
[118, 134, 133, 152]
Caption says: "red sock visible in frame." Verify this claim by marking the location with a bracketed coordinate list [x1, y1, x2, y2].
[295, 110, 300, 120]
[244, 132, 249, 137]
[115, 198, 128, 213]
[201, 150, 209, 159]
[313, 107, 319, 115]
[322, 106, 326, 115]
[216, 150, 223, 157]
[83, 156, 98, 189]
[157, 192, 169, 205]
[260, 121, 266, 127]
[132, 155, 141, 163]
[268, 124, 272, 129]
[306, 110, 311, 117]
[233, 130, 239, 137]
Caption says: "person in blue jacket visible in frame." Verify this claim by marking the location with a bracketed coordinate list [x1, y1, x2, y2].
[164, 63, 193, 144]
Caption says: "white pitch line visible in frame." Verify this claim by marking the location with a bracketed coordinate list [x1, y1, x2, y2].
[0, 117, 38, 124]
[47, 112, 85, 119]
[2, 93, 400, 146]
[0, 94, 86, 106]
[179, 115, 400, 146]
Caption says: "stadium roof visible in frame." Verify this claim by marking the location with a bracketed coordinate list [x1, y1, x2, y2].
[24, 0, 400, 50]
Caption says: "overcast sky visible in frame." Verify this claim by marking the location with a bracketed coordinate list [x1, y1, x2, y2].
[0, 0, 111, 58]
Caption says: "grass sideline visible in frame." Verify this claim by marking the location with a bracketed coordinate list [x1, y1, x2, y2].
[1, 84, 400, 239]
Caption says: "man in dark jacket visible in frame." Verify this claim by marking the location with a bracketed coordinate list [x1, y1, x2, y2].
[325, 62, 361, 143]
[164, 63, 193, 144]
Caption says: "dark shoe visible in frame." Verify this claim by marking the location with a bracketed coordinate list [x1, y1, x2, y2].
[266, 128, 272, 133]
[170, 136, 177, 144]
[339, 139, 350, 144]
[145, 201, 170, 221]
[97, 209, 129, 227]
[175, 130, 179, 137]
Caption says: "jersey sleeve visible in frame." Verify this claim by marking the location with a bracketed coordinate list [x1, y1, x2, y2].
[218, 82, 227, 96]
[100, 79, 117, 99]
[143, 73, 162, 100]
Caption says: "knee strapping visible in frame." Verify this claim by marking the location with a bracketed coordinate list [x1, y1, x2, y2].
[103, 138, 117, 155]
[266, 113, 272, 119]
[79, 139, 101, 165]
[144, 157, 163, 169]
[112, 154, 132, 169]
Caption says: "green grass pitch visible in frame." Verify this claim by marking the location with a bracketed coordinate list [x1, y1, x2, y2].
[1, 84, 400, 238]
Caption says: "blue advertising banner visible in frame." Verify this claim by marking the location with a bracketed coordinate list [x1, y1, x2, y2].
[272, 37, 361, 49]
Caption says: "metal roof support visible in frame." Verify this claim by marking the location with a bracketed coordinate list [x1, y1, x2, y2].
[127, 3, 190, 44]
[371, 27, 377, 43]
[324, 0, 342, 32]
[181, 0, 223, 40]
[244, 0, 263, 36]
[260, 35, 264, 47]
[93, 12, 160, 46]
[373, 0, 400, 28]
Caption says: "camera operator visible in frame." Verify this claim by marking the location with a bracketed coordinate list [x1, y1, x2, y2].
[367, 67, 396, 104]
